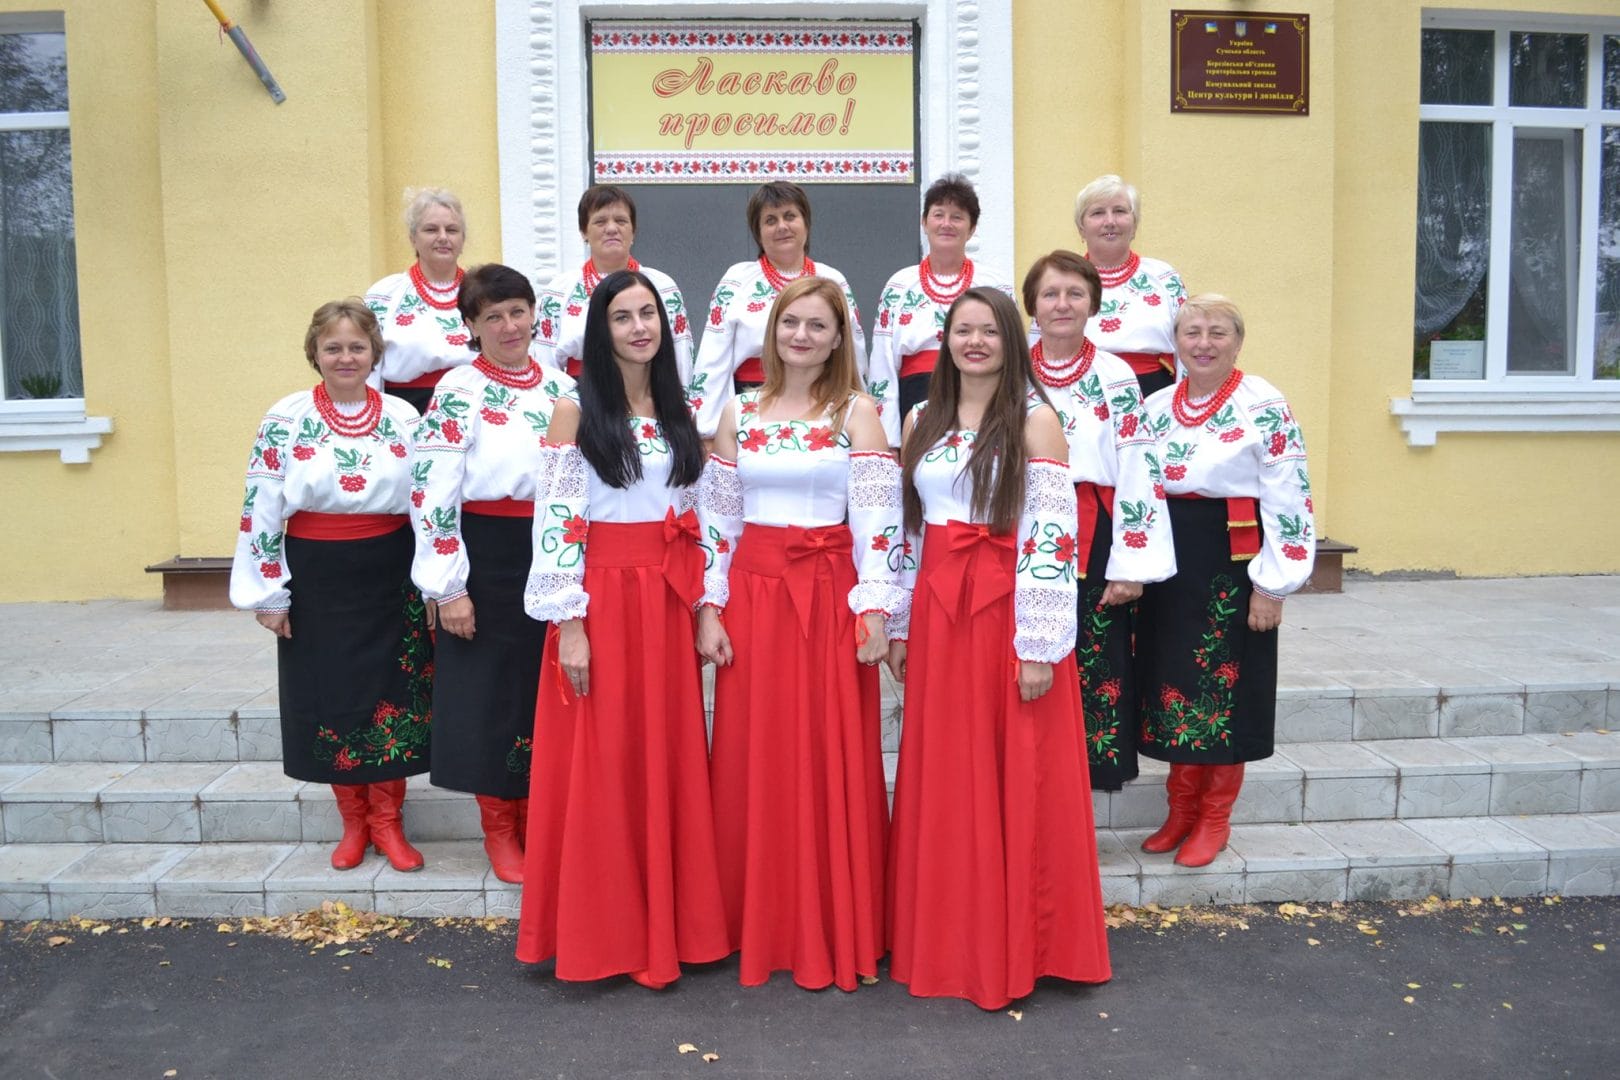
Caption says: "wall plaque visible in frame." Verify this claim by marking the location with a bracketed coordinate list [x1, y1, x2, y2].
[1171, 11, 1309, 115]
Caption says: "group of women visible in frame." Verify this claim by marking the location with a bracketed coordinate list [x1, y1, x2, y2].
[230, 173, 1316, 1010]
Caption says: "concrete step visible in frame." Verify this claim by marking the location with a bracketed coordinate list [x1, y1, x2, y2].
[2, 733, 1617, 848]
[5, 673, 1617, 766]
[4, 813, 1618, 921]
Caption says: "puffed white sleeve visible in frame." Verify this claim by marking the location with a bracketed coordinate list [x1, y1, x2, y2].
[661, 279, 696, 388]
[866, 278, 904, 447]
[523, 441, 592, 622]
[228, 408, 294, 613]
[689, 278, 738, 438]
[1104, 379, 1177, 584]
[1013, 458, 1081, 662]
[695, 454, 743, 609]
[409, 385, 476, 602]
[534, 277, 567, 372]
[363, 277, 397, 391]
[1248, 395, 1316, 599]
[846, 451, 908, 617]
[840, 276, 869, 380]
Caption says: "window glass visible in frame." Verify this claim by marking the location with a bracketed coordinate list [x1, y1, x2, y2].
[1421, 29, 1494, 106]
[1598, 127, 1620, 380]
[1605, 36, 1620, 110]
[1507, 130, 1580, 374]
[0, 32, 67, 112]
[1509, 32, 1587, 109]
[1414, 122, 1491, 378]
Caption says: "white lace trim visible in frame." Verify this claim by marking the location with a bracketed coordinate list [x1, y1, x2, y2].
[697, 455, 744, 609]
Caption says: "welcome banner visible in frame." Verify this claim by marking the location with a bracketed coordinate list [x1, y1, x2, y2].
[589, 20, 917, 184]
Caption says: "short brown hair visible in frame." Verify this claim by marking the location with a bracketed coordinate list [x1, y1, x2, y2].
[745, 181, 812, 256]
[923, 173, 980, 227]
[303, 298, 384, 373]
[1021, 250, 1103, 319]
[577, 185, 638, 233]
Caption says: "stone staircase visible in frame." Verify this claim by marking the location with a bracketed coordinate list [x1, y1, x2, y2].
[2, 580, 1619, 919]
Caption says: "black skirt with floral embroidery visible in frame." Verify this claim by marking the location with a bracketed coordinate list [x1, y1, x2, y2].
[278, 526, 432, 784]
[1134, 496, 1278, 764]
[1076, 486, 1139, 791]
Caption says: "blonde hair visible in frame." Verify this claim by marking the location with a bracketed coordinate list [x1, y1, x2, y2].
[403, 187, 466, 240]
[1175, 293, 1246, 341]
[1073, 174, 1141, 232]
[759, 276, 863, 437]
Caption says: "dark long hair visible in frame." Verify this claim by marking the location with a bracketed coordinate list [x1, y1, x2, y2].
[576, 270, 703, 489]
[901, 287, 1046, 535]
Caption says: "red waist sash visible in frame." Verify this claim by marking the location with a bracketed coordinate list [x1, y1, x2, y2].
[733, 522, 853, 636]
[285, 512, 408, 540]
[921, 520, 1016, 618]
[733, 356, 764, 384]
[462, 499, 535, 518]
[1115, 351, 1176, 376]
[899, 349, 940, 379]
[577, 509, 704, 608]
[1074, 482, 1117, 580]
[386, 368, 448, 391]
[1168, 493, 1260, 561]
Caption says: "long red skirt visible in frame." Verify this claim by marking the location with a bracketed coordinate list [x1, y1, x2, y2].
[887, 522, 1112, 1009]
[709, 523, 887, 990]
[514, 518, 730, 982]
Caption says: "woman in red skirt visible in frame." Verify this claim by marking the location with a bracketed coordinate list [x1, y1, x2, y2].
[887, 287, 1111, 1009]
[515, 269, 728, 988]
[695, 275, 902, 990]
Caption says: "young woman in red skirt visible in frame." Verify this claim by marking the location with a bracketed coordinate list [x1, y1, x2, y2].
[695, 275, 903, 990]
[515, 270, 728, 988]
[887, 287, 1112, 1009]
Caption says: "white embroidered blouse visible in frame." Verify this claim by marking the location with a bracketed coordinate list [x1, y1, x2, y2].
[534, 263, 694, 386]
[408, 363, 575, 603]
[1039, 347, 1177, 585]
[687, 258, 867, 437]
[1086, 254, 1188, 372]
[694, 390, 906, 618]
[1143, 372, 1316, 599]
[230, 391, 421, 613]
[865, 262, 1016, 447]
[522, 408, 697, 623]
[891, 399, 1080, 663]
[363, 271, 477, 388]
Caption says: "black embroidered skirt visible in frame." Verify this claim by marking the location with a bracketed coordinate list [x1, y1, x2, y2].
[278, 525, 432, 784]
[1134, 496, 1278, 765]
[429, 511, 546, 799]
[1075, 487, 1139, 791]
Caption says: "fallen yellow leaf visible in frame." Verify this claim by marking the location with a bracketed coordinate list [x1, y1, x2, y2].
[678, 1044, 699, 1055]
[159, 960, 171, 967]
[1098, 1012, 1109, 1019]
[1161, 913, 1179, 925]
[1306, 938, 1321, 946]
[702, 1053, 720, 1063]
[90, 924, 111, 936]
[47, 936, 71, 947]
[1407, 983, 1421, 989]
[1403, 996, 1414, 1004]
[216, 923, 233, 934]
[1502, 1002, 1513, 1010]
[427, 957, 452, 969]
[164, 1071, 177, 1078]
[1007, 1009, 1023, 1021]
[1594, 943, 1607, 952]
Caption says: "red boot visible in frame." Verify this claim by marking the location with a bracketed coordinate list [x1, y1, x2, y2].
[1175, 763, 1245, 867]
[331, 784, 371, 870]
[476, 795, 524, 883]
[367, 779, 425, 872]
[1140, 763, 1205, 854]
[514, 797, 529, 851]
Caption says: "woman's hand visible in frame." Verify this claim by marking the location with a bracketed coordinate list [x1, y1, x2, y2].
[885, 640, 908, 682]
[438, 596, 476, 639]
[1100, 580, 1143, 606]
[423, 599, 438, 631]
[558, 619, 590, 697]
[696, 606, 733, 667]
[1019, 661, 1054, 703]
[256, 611, 291, 639]
[1247, 592, 1284, 633]
[856, 613, 888, 666]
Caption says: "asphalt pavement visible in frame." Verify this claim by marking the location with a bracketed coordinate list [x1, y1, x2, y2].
[1, 897, 1614, 1079]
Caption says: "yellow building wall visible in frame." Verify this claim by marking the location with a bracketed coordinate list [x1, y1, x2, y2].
[1017, 0, 1620, 577]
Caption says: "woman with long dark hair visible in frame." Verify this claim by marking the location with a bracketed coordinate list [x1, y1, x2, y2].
[516, 270, 729, 988]
[695, 275, 902, 991]
[410, 264, 574, 884]
[887, 287, 1111, 1009]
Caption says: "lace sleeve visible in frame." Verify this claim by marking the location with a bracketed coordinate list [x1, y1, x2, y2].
[1013, 458, 1080, 662]
[846, 451, 907, 617]
[696, 455, 743, 609]
[523, 442, 591, 622]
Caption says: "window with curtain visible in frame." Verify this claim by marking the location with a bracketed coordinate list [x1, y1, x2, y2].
[1414, 20, 1620, 386]
[0, 17, 80, 403]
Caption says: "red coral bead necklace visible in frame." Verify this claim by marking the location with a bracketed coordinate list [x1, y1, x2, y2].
[313, 383, 383, 438]
[1088, 250, 1141, 289]
[759, 255, 815, 293]
[1030, 337, 1096, 388]
[582, 255, 640, 295]
[917, 255, 974, 305]
[1172, 368, 1244, 427]
[474, 355, 543, 390]
[410, 262, 464, 311]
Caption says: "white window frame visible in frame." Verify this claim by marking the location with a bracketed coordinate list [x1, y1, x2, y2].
[0, 11, 109, 463]
[1392, 11, 1620, 445]
[493, 0, 1014, 282]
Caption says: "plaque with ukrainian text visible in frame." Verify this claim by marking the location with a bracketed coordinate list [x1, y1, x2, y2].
[1171, 11, 1309, 115]
[588, 20, 916, 184]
